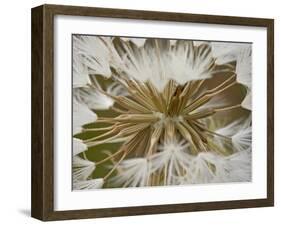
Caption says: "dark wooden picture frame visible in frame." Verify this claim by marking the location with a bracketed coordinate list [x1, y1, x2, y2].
[31, 4, 274, 221]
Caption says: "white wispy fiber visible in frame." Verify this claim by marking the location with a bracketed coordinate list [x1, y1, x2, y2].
[188, 152, 222, 183]
[211, 42, 251, 65]
[73, 98, 97, 134]
[73, 156, 96, 181]
[149, 140, 192, 185]
[236, 47, 252, 110]
[73, 178, 104, 190]
[74, 87, 114, 110]
[73, 51, 91, 88]
[74, 81, 127, 111]
[241, 91, 252, 111]
[224, 149, 251, 182]
[215, 119, 244, 137]
[177, 151, 251, 184]
[113, 39, 215, 91]
[120, 37, 146, 47]
[73, 138, 87, 156]
[215, 116, 252, 153]
[73, 36, 113, 78]
[109, 139, 251, 186]
[232, 118, 252, 152]
[109, 158, 150, 187]
[236, 47, 252, 87]
[193, 41, 209, 46]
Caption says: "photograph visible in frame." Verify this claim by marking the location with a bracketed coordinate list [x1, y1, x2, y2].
[30, 3, 274, 221]
[72, 35, 252, 190]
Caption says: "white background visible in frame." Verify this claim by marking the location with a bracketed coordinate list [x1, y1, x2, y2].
[0, 0, 279, 225]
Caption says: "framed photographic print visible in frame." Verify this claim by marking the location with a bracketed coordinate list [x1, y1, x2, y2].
[31, 4, 274, 221]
